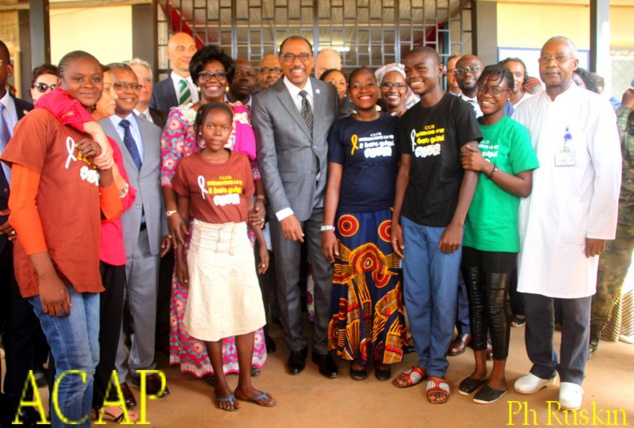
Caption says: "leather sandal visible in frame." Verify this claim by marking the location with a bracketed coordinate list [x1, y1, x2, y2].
[426, 377, 450, 404]
[392, 366, 427, 388]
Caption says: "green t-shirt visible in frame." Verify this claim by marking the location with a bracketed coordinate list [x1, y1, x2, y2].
[463, 115, 539, 252]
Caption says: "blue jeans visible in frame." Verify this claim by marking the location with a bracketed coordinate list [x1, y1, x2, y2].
[401, 216, 461, 378]
[30, 287, 99, 428]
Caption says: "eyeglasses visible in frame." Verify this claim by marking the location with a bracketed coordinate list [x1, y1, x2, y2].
[280, 53, 311, 64]
[381, 82, 407, 90]
[476, 85, 510, 98]
[445, 68, 456, 74]
[113, 82, 142, 92]
[33, 82, 59, 93]
[454, 65, 481, 76]
[235, 70, 256, 79]
[198, 71, 226, 82]
[260, 67, 282, 74]
[538, 56, 573, 64]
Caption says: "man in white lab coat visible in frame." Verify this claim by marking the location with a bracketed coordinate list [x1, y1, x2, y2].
[512, 36, 621, 411]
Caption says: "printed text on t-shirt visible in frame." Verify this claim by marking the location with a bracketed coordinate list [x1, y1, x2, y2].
[198, 174, 243, 206]
[410, 125, 444, 158]
[351, 132, 395, 158]
[478, 139, 499, 160]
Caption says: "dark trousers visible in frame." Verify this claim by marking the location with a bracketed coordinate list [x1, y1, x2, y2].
[269, 208, 333, 355]
[461, 248, 515, 360]
[524, 293, 591, 385]
[155, 249, 174, 353]
[93, 262, 126, 407]
[256, 247, 276, 330]
[0, 244, 48, 422]
[455, 272, 471, 335]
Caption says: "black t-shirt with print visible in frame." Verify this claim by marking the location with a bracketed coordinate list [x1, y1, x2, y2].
[398, 93, 482, 227]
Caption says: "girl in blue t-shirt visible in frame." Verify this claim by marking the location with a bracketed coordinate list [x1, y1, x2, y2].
[322, 68, 406, 382]
[458, 64, 539, 404]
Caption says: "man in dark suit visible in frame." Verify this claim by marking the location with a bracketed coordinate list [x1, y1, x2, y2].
[99, 63, 171, 407]
[0, 40, 45, 426]
[149, 32, 198, 114]
[252, 36, 339, 378]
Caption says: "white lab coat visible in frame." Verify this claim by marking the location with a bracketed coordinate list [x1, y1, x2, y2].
[513, 84, 621, 298]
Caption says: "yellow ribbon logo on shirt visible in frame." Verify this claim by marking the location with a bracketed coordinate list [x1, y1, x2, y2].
[351, 134, 359, 155]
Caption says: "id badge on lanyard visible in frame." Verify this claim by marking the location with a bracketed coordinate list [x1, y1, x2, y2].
[555, 126, 576, 167]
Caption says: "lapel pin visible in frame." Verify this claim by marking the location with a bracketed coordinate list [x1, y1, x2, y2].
[316, 89, 320, 94]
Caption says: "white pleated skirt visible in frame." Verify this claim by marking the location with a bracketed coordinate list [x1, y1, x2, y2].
[183, 219, 265, 342]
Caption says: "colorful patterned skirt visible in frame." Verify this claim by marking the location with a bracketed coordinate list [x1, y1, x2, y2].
[327, 208, 407, 365]
[169, 222, 266, 377]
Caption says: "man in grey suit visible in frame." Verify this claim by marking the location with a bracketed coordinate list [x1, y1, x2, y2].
[252, 36, 339, 378]
[99, 63, 171, 406]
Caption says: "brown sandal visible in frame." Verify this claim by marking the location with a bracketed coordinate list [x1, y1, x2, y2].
[392, 366, 427, 388]
[426, 376, 450, 404]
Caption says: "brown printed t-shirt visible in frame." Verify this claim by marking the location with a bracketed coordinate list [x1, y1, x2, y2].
[1, 109, 103, 297]
[172, 150, 254, 224]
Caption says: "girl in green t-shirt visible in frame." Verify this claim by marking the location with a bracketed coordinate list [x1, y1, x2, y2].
[458, 64, 539, 404]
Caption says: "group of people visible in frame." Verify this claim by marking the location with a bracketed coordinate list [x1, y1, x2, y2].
[0, 30, 629, 427]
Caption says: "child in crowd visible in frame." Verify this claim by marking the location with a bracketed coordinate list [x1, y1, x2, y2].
[323, 67, 406, 381]
[391, 47, 481, 404]
[458, 64, 538, 404]
[172, 102, 275, 412]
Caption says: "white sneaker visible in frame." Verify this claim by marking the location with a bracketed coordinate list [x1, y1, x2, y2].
[514, 372, 557, 394]
[559, 382, 583, 410]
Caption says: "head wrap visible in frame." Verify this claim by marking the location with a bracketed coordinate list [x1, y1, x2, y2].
[374, 63, 419, 109]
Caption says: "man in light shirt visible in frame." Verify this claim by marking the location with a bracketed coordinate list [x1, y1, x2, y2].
[127, 58, 167, 129]
[455, 54, 483, 118]
[150, 32, 198, 113]
[512, 36, 621, 411]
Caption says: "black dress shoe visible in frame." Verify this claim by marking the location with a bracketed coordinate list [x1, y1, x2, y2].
[287, 347, 308, 375]
[131, 374, 170, 398]
[265, 334, 276, 353]
[312, 352, 338, 378]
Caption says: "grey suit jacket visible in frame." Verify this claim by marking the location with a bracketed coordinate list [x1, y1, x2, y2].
[252, 78, 339, 221]
[99, 116, 167, 257]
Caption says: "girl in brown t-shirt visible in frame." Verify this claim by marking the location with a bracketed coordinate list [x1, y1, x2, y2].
[172, 102, 275, 411]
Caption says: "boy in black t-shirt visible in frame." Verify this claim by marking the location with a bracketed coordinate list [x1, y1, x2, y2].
[391, 47, 482, 404]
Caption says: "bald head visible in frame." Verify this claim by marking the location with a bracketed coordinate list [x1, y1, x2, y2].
[166, 32, 197, 77]
[455, 54, 483, 97]
[315, 48, 342, 79]
[258, 54, 282, 89]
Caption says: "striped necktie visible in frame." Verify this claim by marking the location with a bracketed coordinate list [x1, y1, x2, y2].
[178, 79, 192, 105]
[299, 90, 313, 137]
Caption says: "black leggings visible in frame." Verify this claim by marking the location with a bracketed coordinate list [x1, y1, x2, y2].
[461, 247, 516, 360]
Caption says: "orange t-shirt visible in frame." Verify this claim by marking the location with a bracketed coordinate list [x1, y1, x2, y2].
[1, 109, 111, 297]
[172, 150, 254, 224]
